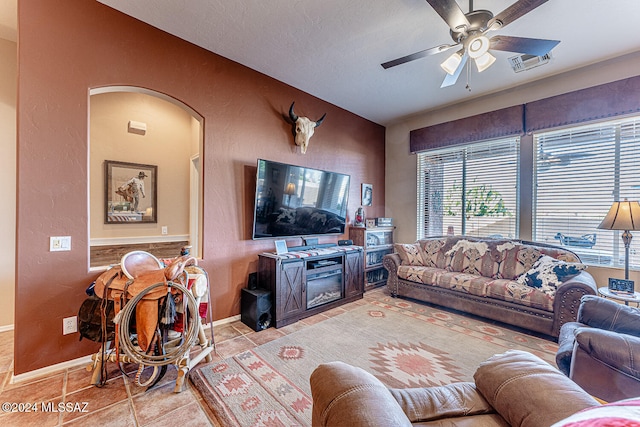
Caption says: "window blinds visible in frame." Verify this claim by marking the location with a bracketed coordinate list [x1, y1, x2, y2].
[533, 116, 640, 267]
[417, 137, 520, 239]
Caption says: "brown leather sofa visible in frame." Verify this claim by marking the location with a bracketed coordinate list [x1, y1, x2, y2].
[310, 350, 600, 427]
[556, 294, 640, 402]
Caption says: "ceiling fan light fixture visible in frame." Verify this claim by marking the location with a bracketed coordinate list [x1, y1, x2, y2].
[474, 51, 496, 72]
[380, 0, 559, 89]
[440, 51, 463, 75]
[467, 35, 490, 59]
[487, 19, 503, 32]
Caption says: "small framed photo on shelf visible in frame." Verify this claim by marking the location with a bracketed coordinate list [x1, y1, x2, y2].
[365, 219, 376, 228]
[274, 240, 288, 255]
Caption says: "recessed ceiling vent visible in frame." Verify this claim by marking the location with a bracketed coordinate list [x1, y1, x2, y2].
[508, 52, 552, 73]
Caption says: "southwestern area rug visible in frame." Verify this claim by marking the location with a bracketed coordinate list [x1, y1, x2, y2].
[190, 292, 559, 426]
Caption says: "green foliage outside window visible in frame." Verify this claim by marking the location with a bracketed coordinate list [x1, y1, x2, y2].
[444, 179, 511, 219]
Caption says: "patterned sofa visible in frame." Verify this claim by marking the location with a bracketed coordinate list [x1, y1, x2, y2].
[383, 236, 597, 339]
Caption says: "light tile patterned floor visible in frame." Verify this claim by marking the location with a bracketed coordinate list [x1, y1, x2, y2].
[0, 291, 376, 426]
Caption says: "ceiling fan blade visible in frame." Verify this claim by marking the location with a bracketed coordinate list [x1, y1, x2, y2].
[488, 0, 549, 29]
[381, 44, 458, 69]
[490, 35, 559, 56]
[441, 52, 468, 88]
[426, 0, 470, 33]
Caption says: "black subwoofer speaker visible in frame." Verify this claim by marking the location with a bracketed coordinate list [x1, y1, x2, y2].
[241, 288, 272, 332]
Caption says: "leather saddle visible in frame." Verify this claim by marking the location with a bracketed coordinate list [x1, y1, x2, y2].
[94, 251, 196, 352]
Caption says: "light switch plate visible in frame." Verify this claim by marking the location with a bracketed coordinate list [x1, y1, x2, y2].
[50, 236, 71, 251]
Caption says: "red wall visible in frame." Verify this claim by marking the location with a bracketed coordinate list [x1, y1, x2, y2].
[16, 0, 385, 374]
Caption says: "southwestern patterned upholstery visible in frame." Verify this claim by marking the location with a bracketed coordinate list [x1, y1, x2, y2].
[385, 236, 597, 339]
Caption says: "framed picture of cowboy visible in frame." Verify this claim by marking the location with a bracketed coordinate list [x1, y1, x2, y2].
[104, 160, 157, 224]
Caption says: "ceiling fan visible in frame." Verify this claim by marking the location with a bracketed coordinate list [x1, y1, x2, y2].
[382, 0, 560, 88]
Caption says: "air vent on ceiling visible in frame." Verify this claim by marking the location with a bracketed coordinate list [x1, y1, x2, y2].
[508, 52, 552, 73]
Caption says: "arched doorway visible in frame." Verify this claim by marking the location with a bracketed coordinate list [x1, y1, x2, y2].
[88, 87, 203, 266]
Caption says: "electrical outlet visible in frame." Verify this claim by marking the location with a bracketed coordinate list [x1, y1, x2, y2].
[63, 316, 78, 335]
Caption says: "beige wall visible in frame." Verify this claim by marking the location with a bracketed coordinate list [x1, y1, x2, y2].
[0, 38, 16, 328]
[386, 51, 640, 287]
[89, 91, 196, 244]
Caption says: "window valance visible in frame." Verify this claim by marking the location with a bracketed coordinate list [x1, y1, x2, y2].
[409, 105, 524, 153]
[525, 75, 640, 132]
[410, 75, 640, 153]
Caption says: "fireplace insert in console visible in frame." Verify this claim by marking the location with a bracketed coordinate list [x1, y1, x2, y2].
[306, 267, 343, 309]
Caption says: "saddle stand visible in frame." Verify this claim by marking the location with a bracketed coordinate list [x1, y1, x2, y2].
[87, 251, 216, 392]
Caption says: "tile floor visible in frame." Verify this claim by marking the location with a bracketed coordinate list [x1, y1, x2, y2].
[0, 290, 376, 426]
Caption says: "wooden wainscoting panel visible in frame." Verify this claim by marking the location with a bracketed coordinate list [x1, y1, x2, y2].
[90, 241, 190, 267]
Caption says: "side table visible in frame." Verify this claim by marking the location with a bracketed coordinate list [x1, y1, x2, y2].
[597, 286, 640, 307]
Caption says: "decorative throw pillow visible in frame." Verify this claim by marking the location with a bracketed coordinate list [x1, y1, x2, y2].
[445, 240, 490, 257]
[445, 239, 491, 275]
[516, 255, 587, 296]
[550, 397, 640, 426]
[420, 239, 446, 268]
[394, 243, 427, 266]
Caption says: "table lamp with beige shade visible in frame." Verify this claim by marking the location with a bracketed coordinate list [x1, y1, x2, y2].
[598, 199, 640, 291]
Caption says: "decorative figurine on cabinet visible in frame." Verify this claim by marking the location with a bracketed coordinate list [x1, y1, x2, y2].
[354, 206, 365, 226]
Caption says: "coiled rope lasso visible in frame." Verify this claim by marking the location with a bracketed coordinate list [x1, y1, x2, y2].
[117, 280, 200, 367]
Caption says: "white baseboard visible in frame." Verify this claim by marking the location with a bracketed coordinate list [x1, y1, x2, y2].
[11, 355, 94, 384]
[208, 314, 240, 328]
[0, 324, 14, 333]
[10, 314, 241, 384]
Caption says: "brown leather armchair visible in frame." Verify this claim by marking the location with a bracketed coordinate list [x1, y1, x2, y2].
[310, 350, 599, 427]
[556, 294, 640, 402]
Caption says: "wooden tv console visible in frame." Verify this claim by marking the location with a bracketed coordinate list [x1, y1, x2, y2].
[257, 246, 363, 328]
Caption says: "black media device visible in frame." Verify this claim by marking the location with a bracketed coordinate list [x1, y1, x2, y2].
[304, 237, 318, 247]
[608, 278, 635, 294]
[338, 239, 353, 246]
[241, 288, 272, 332]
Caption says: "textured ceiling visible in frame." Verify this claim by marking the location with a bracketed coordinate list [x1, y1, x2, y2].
[74, 1, 640, 124]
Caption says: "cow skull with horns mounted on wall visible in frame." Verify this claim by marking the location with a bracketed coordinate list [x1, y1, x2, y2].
[288, 102, 326, 154]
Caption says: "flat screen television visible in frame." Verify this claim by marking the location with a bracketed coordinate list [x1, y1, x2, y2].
[252, 159, 350, 239]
